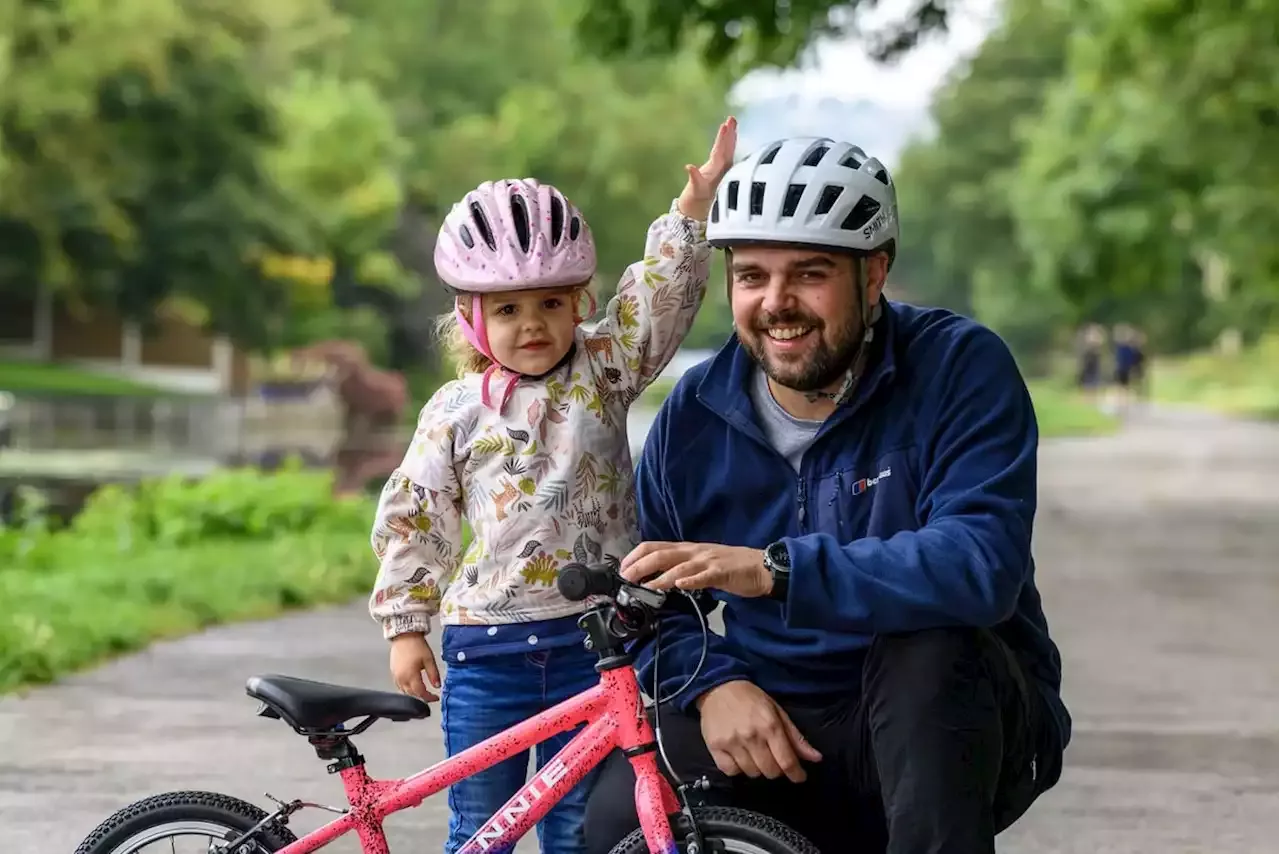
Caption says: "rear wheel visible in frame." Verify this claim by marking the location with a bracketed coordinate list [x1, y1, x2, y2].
[74, 791, 297, 854]
[609, 806, 819, 854]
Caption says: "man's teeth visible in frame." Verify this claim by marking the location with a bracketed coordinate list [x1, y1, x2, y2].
[766, 327, 812, 341]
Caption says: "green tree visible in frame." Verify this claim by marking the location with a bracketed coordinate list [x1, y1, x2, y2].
[576, 0, 957, 69]
[888, 0, 1074, 366]
[1012, 0, 1278, 349]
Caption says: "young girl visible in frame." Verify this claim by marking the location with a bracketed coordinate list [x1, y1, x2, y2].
[369, 117, 736, 854]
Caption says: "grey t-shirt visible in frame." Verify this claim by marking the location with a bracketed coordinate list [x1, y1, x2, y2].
[748, 367, 824, 472]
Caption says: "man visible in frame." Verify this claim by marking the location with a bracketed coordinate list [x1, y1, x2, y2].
[582, 137, 1070, 854]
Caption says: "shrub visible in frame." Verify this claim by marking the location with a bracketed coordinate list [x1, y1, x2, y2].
[0, 464, 379, 694]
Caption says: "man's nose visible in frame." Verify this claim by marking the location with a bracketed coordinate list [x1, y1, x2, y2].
[759, 277, 795, 316]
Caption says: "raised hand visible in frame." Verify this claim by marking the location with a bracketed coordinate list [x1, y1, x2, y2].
[677, 115, 738, 222]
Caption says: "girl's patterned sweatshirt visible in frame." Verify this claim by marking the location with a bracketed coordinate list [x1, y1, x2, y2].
[369, 200, 711, 646]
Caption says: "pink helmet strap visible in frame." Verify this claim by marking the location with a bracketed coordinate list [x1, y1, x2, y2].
[454, 294, 519, 413]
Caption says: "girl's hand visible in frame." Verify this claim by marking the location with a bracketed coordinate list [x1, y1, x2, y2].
[677, 116, 738, 222]
[390, 632, 441, 702]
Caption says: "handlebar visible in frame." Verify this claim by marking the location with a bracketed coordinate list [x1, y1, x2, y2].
[558, 562, 707, 708]
[557, 562, 666, 612]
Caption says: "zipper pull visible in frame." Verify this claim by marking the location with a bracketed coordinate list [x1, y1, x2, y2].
[796, 480, 807, 527]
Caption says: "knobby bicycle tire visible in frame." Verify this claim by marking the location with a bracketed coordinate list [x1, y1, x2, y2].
[609, 806, 820, 854]
[74, 790, 297, 854]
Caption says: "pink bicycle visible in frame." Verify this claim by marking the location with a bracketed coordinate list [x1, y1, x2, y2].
[74, 563, 817, 854]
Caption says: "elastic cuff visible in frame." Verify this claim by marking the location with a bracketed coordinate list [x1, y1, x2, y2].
[668, 197, 709, 239]
[383, 614, 431, 640]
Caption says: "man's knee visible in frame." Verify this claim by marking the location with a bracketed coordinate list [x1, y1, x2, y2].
[862, 627, 1009, 730]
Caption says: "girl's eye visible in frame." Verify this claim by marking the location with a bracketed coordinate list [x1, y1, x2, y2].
[496, 304, 517, 316]
[543, 298, 564, 310]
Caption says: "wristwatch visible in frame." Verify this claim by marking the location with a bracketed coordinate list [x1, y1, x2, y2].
[763, 541, 791, 602]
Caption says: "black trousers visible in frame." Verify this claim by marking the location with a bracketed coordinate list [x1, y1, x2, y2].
[583, 627, 1062, 854]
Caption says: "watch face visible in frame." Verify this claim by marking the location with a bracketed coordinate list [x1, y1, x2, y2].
[767, 542, 791, 569]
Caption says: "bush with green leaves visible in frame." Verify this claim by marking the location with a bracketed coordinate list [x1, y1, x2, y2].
[0, 465, 379, 694]
[68, 461, 372, 548]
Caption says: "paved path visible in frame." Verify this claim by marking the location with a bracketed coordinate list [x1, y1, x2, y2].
[2, 408, 1276, 853]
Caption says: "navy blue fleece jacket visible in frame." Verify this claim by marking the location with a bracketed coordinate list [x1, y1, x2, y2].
[632, 300, 1070, 749]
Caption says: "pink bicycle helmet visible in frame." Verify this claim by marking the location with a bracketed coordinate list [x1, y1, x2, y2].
[434, 179, 597, 413]
[434, 178, 597, 293]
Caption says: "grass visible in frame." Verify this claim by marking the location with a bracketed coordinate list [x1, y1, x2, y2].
[1147, 333, 1278, 420]
[0, 464, 479, 695]
[640, 377, 677, 409]
[1026, 381, 1119, 438]
[0, 359, 183, 397]
[638, 377, 1118, 438]
[0, 528, 376, 693]
[0, 466, 387, 694]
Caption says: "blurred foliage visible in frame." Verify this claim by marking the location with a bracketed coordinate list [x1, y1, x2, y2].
[585, 0, 1276, 374]
[1, 0, 1273, 383]
[0, 464, 374, 691]
[0, 0, 731, 364]
[888, 0, 1277, 368]
[577, 0, 956, 69]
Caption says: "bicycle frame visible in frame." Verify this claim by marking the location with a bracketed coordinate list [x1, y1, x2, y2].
[274, 664, 681, 854]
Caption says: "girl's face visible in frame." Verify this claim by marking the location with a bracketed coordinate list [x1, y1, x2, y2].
[481, 286, 581, 375]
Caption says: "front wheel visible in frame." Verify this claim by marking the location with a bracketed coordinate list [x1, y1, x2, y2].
[609, 806, 820, 854]
[74, 791, 297, 854]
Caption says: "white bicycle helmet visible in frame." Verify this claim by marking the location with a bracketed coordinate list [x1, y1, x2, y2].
[707, 137, 898, 267]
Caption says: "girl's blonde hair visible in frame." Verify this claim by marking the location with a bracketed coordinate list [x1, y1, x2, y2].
[434, 281, 599, 378]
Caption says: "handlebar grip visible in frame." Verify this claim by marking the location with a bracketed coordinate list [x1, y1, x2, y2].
[556, 563, 620, 602]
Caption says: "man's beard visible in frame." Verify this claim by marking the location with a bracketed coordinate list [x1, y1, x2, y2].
[742, 308, 863, 392]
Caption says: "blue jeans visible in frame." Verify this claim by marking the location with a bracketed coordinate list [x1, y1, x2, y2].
[441, 644, 602, 854]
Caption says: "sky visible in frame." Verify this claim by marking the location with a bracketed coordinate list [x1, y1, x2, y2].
[728, 0, 999, 165]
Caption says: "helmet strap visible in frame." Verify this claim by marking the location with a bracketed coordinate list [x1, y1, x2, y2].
[455, 294, 519, 412]
[803, 256, 876, 406]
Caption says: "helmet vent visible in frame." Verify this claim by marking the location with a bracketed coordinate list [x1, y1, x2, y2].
[550, 195, 565, 246]
[569, 216, 581, 241]
[781, 183, 805, 217]
[759, 143, 783, 165]
[726, 180, 740, 211]
[468, 202, 497, 250]
[458, 224, 475, 249]
[840, 195, 882, 231]
[873, 168, 890, 186]
[510, 192, 532, 253]
[815, 185, 844, 216]
[839, 152, 863, 170]
[801, 144, 829, 167]
[710, 198, 720, 224]
[749, 181, 766, 216]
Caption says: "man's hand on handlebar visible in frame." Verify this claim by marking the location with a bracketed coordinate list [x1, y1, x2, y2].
[695, 681, 823, 784]
[621, 541, 772, 598]
[557, 561, 667, 611]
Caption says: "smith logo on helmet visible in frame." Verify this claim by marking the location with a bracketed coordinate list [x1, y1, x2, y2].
[862, 207, 895, 241]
